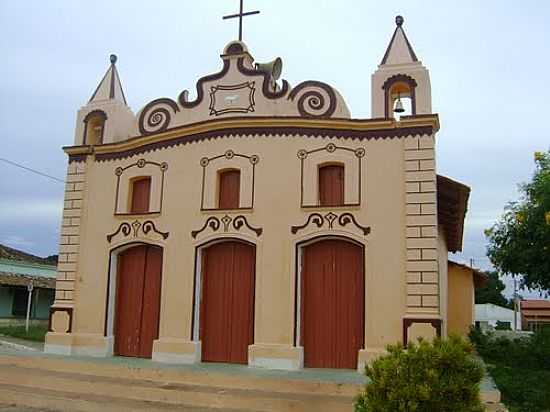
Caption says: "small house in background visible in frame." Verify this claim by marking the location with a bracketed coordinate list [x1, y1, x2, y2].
[521, 300, 550, 331]
[475, 303, 520, 331]
[447, 261, 488, 336]
[0, 244, 56, 323]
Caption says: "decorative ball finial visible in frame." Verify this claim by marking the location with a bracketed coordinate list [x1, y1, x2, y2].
[395, 15, 404, 26]
[110, 54, 117, 64]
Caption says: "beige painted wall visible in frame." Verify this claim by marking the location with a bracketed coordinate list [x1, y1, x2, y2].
[47, 130, 443, 365]
[447, 263, 474, 336]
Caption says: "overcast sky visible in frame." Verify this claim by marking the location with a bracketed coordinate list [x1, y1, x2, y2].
[1, 1, 548, 296]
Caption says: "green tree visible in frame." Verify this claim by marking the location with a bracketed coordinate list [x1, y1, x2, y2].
[474, 271, 510, 308]
[486, 150, 550, 292]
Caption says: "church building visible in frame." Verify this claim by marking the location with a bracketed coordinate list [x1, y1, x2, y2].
[45, 16, 472, 371]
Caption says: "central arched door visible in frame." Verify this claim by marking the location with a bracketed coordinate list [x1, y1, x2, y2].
[114, 244, 163, 358]
[200, 240, 255, 364]
[301, 238, 364, 369]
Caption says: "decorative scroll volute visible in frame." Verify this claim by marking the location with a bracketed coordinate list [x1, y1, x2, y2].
[138, 98, 180, 136]
[107, 220, 169, 243]
[288, 81, 338, 119]
[291, 212, 371, 236]
[192, 215, 262, 239]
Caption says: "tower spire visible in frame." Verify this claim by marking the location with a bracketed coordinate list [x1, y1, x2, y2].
[380, 15, 418, 65]
[88, 54, 128, 105]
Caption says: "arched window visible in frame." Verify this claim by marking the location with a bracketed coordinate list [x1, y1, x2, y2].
[218, 169, 241, 209]
[130, 177, 151, 214]
[382, 74, 417, 119]
[83, 110, 107, 145]
[318, 164, 344, 206]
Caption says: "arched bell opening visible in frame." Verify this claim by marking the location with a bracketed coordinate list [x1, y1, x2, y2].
[83, 110, 107, 145]
[382, 74, 417, 119]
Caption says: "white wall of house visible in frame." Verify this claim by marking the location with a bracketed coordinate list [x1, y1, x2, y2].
[475, 303, 521, 331]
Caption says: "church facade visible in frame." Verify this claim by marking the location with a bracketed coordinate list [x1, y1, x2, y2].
[45, 17, 471, 370]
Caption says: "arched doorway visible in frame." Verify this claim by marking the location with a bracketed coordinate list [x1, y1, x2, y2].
[114, 244, 163, 358]
[199, 240, 255, 364]
[300, 238, 364, 369]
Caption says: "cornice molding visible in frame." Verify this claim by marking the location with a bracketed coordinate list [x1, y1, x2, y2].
[63, 115, 439, 162]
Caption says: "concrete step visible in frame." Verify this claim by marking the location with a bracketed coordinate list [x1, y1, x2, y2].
[0, 357, 357, 412]
[0, 354, 503, 412]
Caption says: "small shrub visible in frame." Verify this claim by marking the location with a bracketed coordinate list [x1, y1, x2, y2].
[354, 336, 484, 412]
[495, 321, 511, 330]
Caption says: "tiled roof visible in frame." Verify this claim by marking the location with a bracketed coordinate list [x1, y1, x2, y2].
[0, 271, 55, 289]
[437, 176, 470, 253]
[521, 300, 550, 309]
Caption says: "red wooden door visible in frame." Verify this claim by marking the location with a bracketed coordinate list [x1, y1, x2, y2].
[200, 241, 255, 364]
[131, 177, 151, 213]
[319, 165, 344, 206]
[301, 239, 364, 369]
[218, 170, 240, 209]
[114, 244, 162, 358]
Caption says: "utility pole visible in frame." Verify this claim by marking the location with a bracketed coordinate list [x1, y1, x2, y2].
[513, 276, 518, 332]
[25, 281, 34, 333]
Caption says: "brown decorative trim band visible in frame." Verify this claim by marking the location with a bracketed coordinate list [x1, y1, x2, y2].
[402, 318, 442, 346]
[107, 219, 169, 243]
[291, 212, 370, 236]
[191, 214, 262, 239]
[48, 307, 73, 333]
[68, 154, 88, 163]
[93, 124, 434, 162]
[178, 59, 231, 109]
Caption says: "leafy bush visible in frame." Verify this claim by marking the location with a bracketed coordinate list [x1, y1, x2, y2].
[469, 328, 550, 411]
[354, 336, 484, 412]
[469, 327, 550, 371]
[495, 321, 511, 330]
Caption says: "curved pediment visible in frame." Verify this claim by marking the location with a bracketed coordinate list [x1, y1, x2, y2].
[136, 41, 350, 136]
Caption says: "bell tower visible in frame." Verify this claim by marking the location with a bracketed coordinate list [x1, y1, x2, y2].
[74, 54, 134, 145]
[372, 16, 432, 119]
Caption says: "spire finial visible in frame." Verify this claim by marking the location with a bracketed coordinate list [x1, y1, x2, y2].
[395, 15, 404, 26]
[110, 54, 117, 64]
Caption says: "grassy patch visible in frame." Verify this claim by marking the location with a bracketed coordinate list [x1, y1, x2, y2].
[0, 324, 48, 342]
[470, 328, 550, 412]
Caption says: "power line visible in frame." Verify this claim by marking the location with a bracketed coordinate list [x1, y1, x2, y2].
[0, 157, 64, 183]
